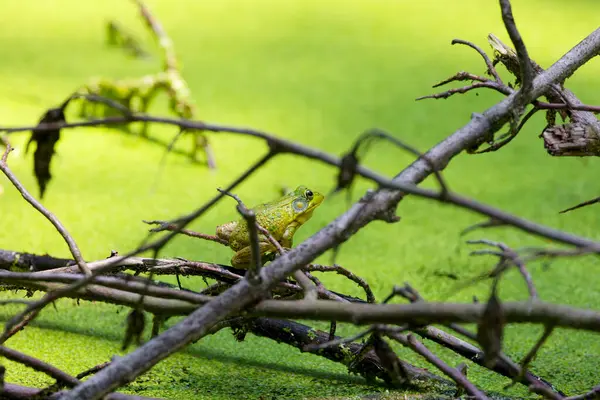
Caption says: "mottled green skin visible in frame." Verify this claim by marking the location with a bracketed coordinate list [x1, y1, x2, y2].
[216, 186, 324, 268]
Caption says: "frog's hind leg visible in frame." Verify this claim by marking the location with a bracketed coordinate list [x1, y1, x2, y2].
[216, 221, 237, 241]
[231, 242, 277, 269]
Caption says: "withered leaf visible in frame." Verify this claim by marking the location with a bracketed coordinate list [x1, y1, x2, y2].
[25, 107, 66, 199]
[477, 288, 504, 368]
[335, 150, 359, 193]
[122, 309, 146, 350]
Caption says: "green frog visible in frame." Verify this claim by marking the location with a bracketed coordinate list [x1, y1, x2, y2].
[216, 185, 324, 268]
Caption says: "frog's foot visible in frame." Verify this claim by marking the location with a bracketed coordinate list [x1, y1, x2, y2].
[231, 242, 277, 268]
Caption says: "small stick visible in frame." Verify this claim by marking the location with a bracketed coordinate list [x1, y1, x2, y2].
[144, 220, 229, 246]
[0, 144, 91, 276]
[451, 39, 504, 83]
[305, 264, 375, 303]
[218, 188, 262, 282]
[499, 0, 534, 92]
[390, 333, 490, 400]
[0, 345, 80, 387]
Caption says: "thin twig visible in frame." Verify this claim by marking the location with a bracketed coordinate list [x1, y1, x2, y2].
[468, 239, 537, 299]
[143, 220, 229, 245]
[218, 188, 262, 281]
[451, 39, 504, 83]
[559, 196, 600, 214]
[416, 81, 512, 100]
[0, 144, 91, 276]
[535, 101, 600, 113]
[499, 0, 534, 92]
[565, 384, 600, 400]
[472, 105, 539, 153]
[76, 361, 112, 380]
[304, 326, 374, 351]
[460, 219, 508, 236]
[352, 128, 449, 196]
[511, 324, 555, 387]
[530, 383, 565, 400]
[432, 71, 491, 87]
[390, 333, 489, 400]
[382, 283, 563, 395]
[305, 264, 375, 303]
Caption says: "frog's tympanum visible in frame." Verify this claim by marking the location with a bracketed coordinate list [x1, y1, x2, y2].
[216, 186, 324, 268]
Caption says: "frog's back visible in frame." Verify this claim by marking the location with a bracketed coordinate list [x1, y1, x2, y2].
[254, 201, 290, 238]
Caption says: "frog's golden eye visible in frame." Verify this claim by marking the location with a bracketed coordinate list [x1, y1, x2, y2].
[293, 198, 308, 212]
[304, 189, 313, 200]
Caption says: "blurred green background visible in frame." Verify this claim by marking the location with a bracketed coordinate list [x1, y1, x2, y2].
[0, 0, 599, 399]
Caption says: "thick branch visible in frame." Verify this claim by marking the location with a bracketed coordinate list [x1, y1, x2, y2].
[0, 346, 79, 387]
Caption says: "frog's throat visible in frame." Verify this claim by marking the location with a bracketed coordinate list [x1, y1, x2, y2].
[296, 208, 316, 224]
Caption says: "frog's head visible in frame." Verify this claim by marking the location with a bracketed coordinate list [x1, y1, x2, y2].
[287, 185, 324, 224]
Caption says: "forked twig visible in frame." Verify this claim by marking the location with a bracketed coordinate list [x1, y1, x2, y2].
[451, 39, 504, 83]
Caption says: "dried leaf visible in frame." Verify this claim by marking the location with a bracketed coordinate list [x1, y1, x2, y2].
[477, 288, 504, 368]
[122, 309, 146, 350]
[26, 107, 66, 199]
[335, 150, 359, 193]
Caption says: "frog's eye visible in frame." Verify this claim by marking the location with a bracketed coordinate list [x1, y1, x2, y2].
[293, 198, 308, 212]
[304, 189, 313, 200]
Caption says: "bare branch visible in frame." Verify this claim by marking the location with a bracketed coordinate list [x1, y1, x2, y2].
[559, 196, 600, 214]
[498, 0, 534, 92]
[391, 284, 562, 394]
[460, 218, 508, 236]
[451, 39, 504, 83]
[143, 220, 229, 245]
[565, 384, 600, 400]
[251, 300, 600, 333]
[305, 264, 376, 303]
[416, 81, 512, 100]
[536, 101, 600, 113]
[468, 239, 537, 299]
[303, 326, 374, 351]
[432, 71, 491, 86]
[0, 345, 80, 387]
[0, 144, 91, 276]
[511, 324, 555, 387]
[390, 333, 489, 400]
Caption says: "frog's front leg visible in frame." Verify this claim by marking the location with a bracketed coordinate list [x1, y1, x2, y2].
[279, 223, 299, 249]
[231, 241, 277, 268]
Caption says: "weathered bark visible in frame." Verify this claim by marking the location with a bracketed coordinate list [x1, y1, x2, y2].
[488, 34, 600, 156]
[237, 317, 451, 387]
[542, 122, 600, 156]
